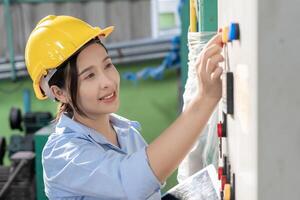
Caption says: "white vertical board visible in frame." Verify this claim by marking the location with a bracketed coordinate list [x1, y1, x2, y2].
[257, 0, 300, 199]
[218, 0, 300, 199]
[218, 0, 258, 199]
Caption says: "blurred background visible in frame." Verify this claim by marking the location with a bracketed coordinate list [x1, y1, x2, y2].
[3, 0, 300, 200]
[0, 0, 190, 199]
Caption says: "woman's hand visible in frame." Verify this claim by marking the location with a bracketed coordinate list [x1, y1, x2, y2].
[147, 34, 225, 183]
[195, 33, 224, 103]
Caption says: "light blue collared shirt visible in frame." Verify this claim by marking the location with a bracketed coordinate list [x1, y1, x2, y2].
[42, 113, 163, 200]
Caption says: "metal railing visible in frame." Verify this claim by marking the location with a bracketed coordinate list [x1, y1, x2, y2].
[1, 0, 107, 81]
[1, 0, 160, 81]
[0, 35, 176, 80]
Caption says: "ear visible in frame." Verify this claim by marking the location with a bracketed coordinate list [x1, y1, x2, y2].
[50, 85, 68, 103]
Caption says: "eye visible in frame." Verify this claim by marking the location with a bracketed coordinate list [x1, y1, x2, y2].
[105, 63, 113, 69]
[85, 73, 95, 79]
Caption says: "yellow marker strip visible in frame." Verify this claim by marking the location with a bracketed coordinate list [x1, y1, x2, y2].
[190, 0, 197, 32]
[222, 26, 229, 43]
[224, 183, 231, 200]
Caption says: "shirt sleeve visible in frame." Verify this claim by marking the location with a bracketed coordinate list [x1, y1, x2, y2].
[43, 138, 161, 200]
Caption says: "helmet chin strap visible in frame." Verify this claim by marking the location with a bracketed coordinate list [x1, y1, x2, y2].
[40, 69, 57, 101]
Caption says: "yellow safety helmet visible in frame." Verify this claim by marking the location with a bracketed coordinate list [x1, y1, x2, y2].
[25, 15, 114, 100]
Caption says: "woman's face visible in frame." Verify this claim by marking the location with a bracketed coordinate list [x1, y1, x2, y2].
[75, 43, 120, 118]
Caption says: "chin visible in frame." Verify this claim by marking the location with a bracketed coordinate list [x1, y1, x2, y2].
[102, 103, 120, 114]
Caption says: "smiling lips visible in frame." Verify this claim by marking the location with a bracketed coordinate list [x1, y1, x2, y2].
[99, 92, 116, 103]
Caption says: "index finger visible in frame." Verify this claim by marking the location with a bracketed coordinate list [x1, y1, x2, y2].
[204, 33, 223, 49]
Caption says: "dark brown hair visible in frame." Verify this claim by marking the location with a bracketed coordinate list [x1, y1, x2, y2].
[48, 38, 107, 121]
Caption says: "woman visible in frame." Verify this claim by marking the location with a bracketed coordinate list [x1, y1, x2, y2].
[25, 15, 224, 200]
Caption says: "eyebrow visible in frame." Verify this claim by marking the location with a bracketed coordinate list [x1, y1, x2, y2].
[78, 56, 111, 76]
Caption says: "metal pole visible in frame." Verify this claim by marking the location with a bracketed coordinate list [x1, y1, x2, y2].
[198, 0, 218, 32]
[3, 0, 17, 81]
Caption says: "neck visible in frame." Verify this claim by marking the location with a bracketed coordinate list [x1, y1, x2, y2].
[73, 112, 113, 137]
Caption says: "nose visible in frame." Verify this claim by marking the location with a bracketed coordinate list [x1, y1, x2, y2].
[98, 73, 114, 90]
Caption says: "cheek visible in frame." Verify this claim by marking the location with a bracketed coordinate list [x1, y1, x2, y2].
[112, 68, 120, 86]
[117, 72, 120, 85]
[77, 82, 93, 101]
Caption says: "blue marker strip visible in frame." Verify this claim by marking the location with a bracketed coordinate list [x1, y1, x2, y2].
[229, 23, 240, 41]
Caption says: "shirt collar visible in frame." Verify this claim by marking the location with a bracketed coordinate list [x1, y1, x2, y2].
[56, 113, 141, 146]
[109, 113, 141, 133]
